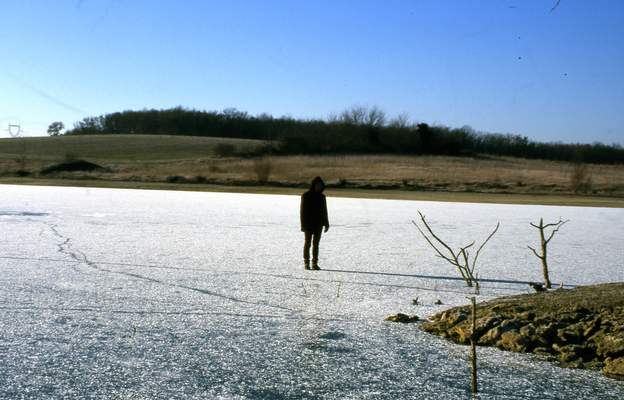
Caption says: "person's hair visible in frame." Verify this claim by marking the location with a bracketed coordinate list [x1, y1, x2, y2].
[311, 176, 325, 189]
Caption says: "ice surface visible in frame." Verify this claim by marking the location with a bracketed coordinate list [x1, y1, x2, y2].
[1, 184, 623, 399]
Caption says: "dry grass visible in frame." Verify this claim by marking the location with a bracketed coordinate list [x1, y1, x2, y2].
[0, 134, 265, 161]
[104, 154, 622, 195]
[1, 135, 623, 197]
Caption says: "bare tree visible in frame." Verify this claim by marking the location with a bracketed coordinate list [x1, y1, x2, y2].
[253, 156, 272, 183]
[365, 106, 386, 127]
[327, 112, 339, 123]
[412, 211, 499, 287]
[570, 162, 592, 194]
[528, 218, 569, 289]
[340, 106, 367, 125]
[389, 112, 410, 128]
[339, 105, 386, 127]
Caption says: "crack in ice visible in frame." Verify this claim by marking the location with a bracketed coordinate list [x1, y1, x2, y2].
[38, 221, 295, 314]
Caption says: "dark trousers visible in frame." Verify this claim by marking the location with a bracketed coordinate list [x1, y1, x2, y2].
[303, 229, 322, 263]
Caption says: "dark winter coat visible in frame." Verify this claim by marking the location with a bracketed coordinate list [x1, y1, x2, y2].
[300, 177, 329, 232]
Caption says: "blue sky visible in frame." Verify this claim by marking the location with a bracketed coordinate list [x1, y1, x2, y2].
[1, 0, 622, 144]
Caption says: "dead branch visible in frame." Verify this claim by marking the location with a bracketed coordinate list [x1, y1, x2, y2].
[545, 219, 569, 244]
[471, 222, 500, 274]
[415, 211, 458, 260]
[527, 245, 543, 260]
[413, 211, 499, 287]
[528, 217, 569, 289]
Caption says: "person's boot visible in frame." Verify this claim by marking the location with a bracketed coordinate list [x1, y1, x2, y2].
[312, 261, 321, 271]
[304, 260, 311, 270]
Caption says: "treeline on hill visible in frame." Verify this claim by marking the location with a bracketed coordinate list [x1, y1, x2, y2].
[65, 107, 624, 164]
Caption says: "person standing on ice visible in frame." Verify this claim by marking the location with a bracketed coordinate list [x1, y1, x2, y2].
[300, 176, 330, 270]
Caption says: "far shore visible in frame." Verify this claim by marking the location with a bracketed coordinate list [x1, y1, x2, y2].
[2, 177, 624, 208]
[2, 135, 623, 207]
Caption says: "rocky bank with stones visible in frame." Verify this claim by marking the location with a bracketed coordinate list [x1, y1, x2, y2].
[420, 283, 624, 380]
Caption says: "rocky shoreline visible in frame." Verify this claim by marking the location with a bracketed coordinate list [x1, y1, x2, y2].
[420, 283, 624, 380]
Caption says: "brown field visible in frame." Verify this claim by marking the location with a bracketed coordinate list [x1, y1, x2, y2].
[1, 135, 623, 206]
[177, 154, 624, 194]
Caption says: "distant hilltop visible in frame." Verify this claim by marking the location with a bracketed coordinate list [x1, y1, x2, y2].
[65, 106, 624, 164]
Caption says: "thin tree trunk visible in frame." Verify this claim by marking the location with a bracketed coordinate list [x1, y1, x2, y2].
[529, 217, 568, 290]
[470, 296, 478, 395]
[539, 219, 552, 289]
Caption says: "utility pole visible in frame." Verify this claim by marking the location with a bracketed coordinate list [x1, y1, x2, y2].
[7, 123, 22, 137]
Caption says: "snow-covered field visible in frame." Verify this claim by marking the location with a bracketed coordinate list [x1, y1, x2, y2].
[1, 184, 623, 399]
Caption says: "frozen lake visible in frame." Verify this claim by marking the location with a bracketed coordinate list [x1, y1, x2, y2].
[1, 184, 623, 399]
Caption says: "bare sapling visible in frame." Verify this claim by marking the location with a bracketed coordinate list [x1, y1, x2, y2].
[528, 217, 569, 289]
[470, 296, 478, 395]
[412, 211, 499, 287]
[253, 156, 272, 183]
[570, 162, 592, 194]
